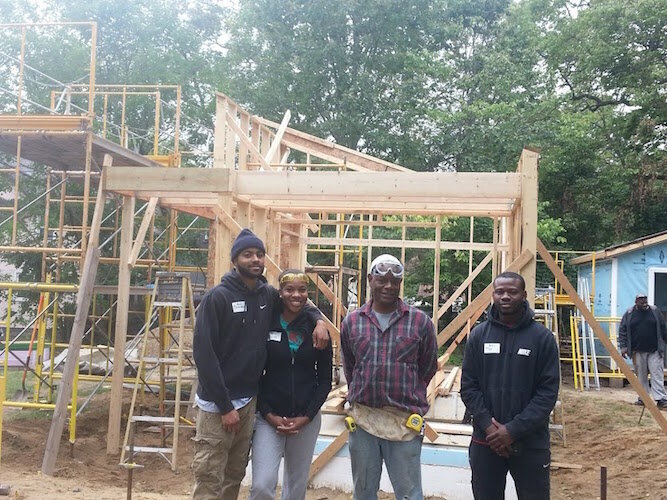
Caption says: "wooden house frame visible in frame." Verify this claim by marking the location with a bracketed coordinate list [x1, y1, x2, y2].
[1, 23, 664, 479]
[99, 92, 541, 452]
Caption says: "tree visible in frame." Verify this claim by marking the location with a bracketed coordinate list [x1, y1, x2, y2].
[223, 0, 453, 169]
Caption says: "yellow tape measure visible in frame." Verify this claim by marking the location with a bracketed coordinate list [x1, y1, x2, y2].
[406, 413, 424, 433]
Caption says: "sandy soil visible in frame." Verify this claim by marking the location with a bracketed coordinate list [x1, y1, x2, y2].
[0, 385, 665, 499]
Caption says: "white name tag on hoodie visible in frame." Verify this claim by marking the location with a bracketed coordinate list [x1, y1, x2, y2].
[232, 301, 246, 313]
[269, 331, 282, 342]
[484, 343, 501, 354]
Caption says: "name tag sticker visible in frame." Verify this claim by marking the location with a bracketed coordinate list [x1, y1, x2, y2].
[484, 342, 501, 354]
[232, 301, 246, 313]
[517, 348, 531, 356]
[269, 331, 282, 342]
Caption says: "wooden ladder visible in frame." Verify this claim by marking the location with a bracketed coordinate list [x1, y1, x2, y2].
[120, 272, 197, 472]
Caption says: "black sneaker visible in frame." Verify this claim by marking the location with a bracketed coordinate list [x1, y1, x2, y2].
[657, 400, 667, 409]
[634, 398, 644, 406]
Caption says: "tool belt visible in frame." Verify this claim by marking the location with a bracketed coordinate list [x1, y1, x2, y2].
[345, 404, 424, 440]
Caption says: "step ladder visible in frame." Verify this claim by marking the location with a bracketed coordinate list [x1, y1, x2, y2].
[120, 272, 197, 472]
[576, 277, 600, 390]
[535, 287, 566, 445]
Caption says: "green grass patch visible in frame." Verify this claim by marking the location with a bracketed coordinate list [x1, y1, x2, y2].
[2, 368, 37, 398]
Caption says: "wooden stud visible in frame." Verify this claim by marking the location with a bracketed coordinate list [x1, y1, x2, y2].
[106, 194, 135, 455]
[238, 112, 249, 170]
[225, 102, 236, 169]
[433, 216, 441, 326]
[213, 95, 226, 168]
[226, 111, 270, 170]
[519, 149, 538, 306]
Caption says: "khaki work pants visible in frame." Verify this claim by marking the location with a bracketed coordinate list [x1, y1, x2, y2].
[191, 398, 256, 500]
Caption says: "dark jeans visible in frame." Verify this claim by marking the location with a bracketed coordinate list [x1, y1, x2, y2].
[469, 441, 550, 500]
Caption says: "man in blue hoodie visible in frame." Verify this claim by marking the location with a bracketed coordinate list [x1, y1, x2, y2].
[191, 229, 329, 500]
[461, 271, 560, 500]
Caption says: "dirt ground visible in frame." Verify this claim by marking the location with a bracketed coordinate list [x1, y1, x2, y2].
[0, 385, 665, 499]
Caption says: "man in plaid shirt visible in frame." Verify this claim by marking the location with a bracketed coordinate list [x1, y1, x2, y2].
[340, 254, 437, 500]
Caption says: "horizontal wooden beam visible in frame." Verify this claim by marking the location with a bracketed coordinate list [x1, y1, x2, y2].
[103, 167, 231, 194]
[248, 200, 514, 217]
[234, 171, 521, 200]
[154, 203, 216, 220]
[302, 236, 507, 252]
[103, 168, 518, 218]
[277, 217, 440, 228]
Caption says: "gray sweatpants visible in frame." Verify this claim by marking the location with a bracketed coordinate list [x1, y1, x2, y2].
[249, 412, 322, 500]
[634, 350, 667, 402]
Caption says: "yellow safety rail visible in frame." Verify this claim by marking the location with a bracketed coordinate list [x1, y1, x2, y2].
[0, 281, 79, 464]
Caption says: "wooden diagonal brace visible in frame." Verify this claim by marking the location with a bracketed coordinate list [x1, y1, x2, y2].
[437, 249, 533, 347]
[308, 429, 349, 481]
[264, 110, 290, 164]
[225, 110, 270, 170]
[128, 197, 158, 266]
[437, 252, 492, 320]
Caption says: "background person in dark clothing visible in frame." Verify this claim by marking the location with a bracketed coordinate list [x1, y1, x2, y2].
[461, 271, 560, 500]
[619, 293, 667, 408]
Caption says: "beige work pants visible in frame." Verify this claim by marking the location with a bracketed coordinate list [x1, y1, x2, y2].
[191, 398, 256, 500]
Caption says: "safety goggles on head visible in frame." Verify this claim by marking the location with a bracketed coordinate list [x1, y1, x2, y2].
[279, 272, 309, 285]
[370, 261, 404, 279]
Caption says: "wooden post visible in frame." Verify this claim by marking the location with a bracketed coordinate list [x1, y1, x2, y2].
[432, 216, 441, 326]
[107, 194, 135, 455]
[519, 149, 538, 306]
[42, 155, 109, 474]
[42, 249, 100, 474]
[536, 239, 667, 434]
